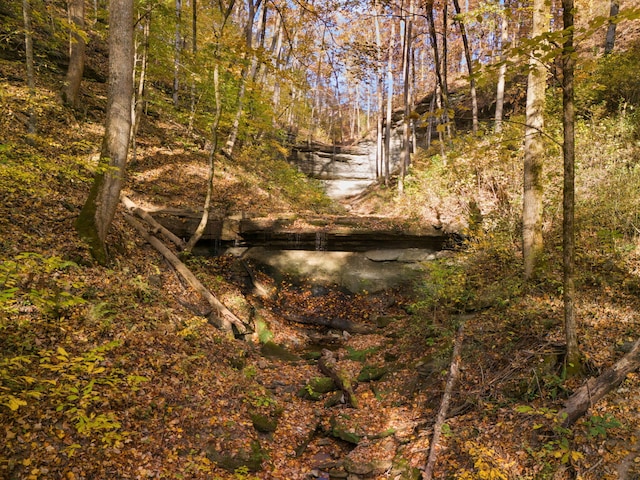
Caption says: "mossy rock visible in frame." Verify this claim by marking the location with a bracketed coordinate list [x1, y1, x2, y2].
[375, 315, 400, 328]
[391, 456, 421, 480]
[329, 416, 361, 445]
[251, 412, 279, 433]
[298, 376, 337, 400]
[206, 440, 267, 472]
[260, 341, 300, 362]
[357, 364, 388, 382]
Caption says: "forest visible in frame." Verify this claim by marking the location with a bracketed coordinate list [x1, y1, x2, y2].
[1, 0, 640, 478]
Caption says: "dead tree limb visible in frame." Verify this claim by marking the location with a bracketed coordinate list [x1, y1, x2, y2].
[424, 322, 465, 480]
[121, 195, 186, 250]
[319, 349, 358, 408]
[123, 213, 248, 335]
[559, 337, 640, 427]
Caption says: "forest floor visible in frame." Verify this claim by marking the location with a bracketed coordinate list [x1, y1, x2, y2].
[1, 57, 640, 480]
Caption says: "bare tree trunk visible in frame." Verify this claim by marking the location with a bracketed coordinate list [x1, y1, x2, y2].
[604, 0, 620, 55]
[173, 0, 182, 108]
[399, 0, 414, 194]
[452, 0, 478, 134]
[225, 0, 263, 155]
[62, 0, 85, 109]
[185, 63, 221, 252]
[494, 7, 509, 133]
[131, 10, 150, 162]
[384, 22, 395, 186]
[523, 0, 549, 280]
[188, 0, 198, 132]
[76, 0, 134, 264]
[22, 0, 36, 134]
[374, 1, 384, 180]
[562, 0, 581, 374]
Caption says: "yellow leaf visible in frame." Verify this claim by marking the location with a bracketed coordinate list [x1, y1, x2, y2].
[571, 451, 584, 461]
[6, 395, 27, 411]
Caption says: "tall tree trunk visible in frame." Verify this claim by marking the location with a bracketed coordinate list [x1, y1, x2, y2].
[426, 2, 447, 145]
[374, 1, 383, 180]
[384, 21, 395, 186]
[522, 0, 549, 280]
[225, 0, 263, 155]
[185, 63, 220, 252]
[22, 0, 36, 134]
[76, 0, 134, 264]
[399, 0, 414, 194]
[188, 0, 198, 132]
[494, 6, 509, 133]
[562, 0, 581, 374]
[173, 0, 181, 107]
[452, 0, 478, 134]
[604, 0, 620, 55]
[131, 10, 150, 162]
[62, 0, 85, 109]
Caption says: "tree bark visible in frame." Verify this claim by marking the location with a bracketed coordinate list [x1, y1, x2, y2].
[604, 0, 620, 55]
[62, 0, 86, 109]
[424, 322, 465, 480]
[384, 21, 395, 186]
[559, 338, 640, 427]
[494, 8, 509, 133]
[452, 0, 478, 134]
[123, 214, 249, 335]
[399, 0, 414, 195]
[562, 0, 581, 374]
[22, 0, 36, 134]
[76, 0, 134, 264]
[373, 1, 383, 180]
[131, 9, 150, 162]
[173, 0, 182, 107]
[523, 0, 549, 281]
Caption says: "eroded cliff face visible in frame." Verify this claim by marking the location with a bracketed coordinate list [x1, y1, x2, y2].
[289, 129, 404, 199]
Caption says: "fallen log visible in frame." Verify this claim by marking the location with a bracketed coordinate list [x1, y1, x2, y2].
[559, 337, 640, 427]
[424, 322, 465, 480]
[319, 349, 358, 408]
[123, 213, 249, 335]
[121, 195, 186, 250]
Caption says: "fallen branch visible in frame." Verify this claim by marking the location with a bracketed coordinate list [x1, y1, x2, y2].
[318, 349, 358, 408]
[424, 322, 465, 480]
[559, 337, 640, 427]
[123, 213, 248, 335]
[121, 195, 186, 250]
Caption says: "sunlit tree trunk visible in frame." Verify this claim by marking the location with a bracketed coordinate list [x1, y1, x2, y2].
[62, 0, 85, 109]
[604, 0, 619, 54]
[131, 9, 150, 162]
[399, 0, 414, 194]
[523, 0, 549, 280]
[374, 1, 384, 180]
[173, 0, 181, 107]
[225, 0, 263, 155]
[562, 0, 581, 374]
[452, 0, 477, 134]
[188, 0, 198, 132]
[22, 0, 36, 134]
[76, 0, 133, 264]
[494, 4, 509, 133]
[384, 21, 395, 186]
